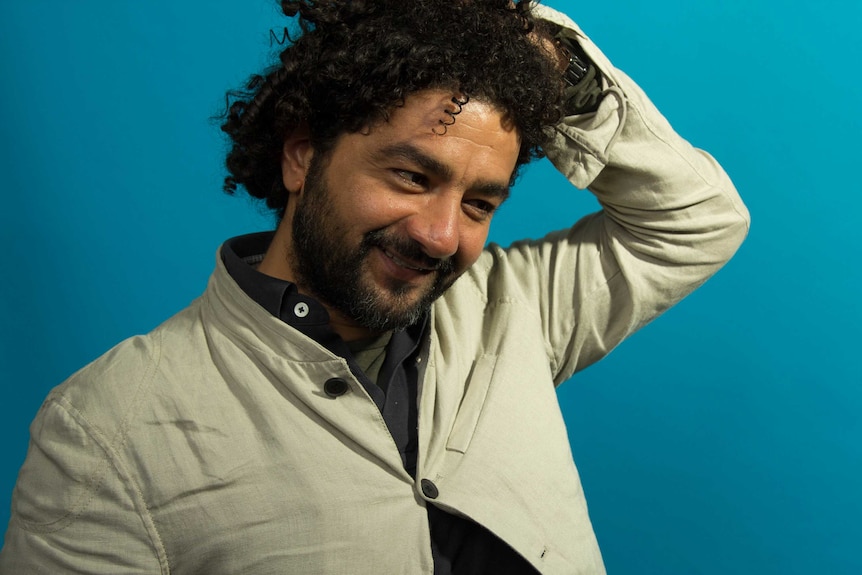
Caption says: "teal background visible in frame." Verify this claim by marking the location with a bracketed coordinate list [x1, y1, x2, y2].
[1, 1, 859, 572]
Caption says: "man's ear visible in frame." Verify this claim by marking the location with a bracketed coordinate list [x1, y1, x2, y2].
[281, 126, 314, 195]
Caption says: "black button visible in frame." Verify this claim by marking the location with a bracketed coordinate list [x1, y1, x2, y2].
[421, 479, 439, 499]
[323, 378, 349, 397]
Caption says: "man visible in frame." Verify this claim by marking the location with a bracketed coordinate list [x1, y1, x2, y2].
[0, 1, 749, 573]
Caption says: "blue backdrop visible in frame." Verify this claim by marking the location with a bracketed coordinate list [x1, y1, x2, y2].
[1, 1, 859, 573]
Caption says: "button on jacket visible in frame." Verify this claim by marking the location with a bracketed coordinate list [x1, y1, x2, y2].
[0, 6, 750, 574]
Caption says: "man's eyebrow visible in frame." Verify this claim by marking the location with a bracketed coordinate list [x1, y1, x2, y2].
[377, 142, 454, 180]
[471, 181, 511, 203]
[377, 142, 511, 201]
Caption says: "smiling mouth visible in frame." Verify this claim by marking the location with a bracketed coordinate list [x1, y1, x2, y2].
[382, 249, 435, 273]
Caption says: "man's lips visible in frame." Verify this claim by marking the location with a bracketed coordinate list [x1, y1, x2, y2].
[382, 248, 435, 273]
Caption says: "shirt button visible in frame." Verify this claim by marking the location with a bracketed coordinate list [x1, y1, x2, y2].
[323, 378, 349, 398]
[421, 479, 439, 499]
[293, 302, 310, 318]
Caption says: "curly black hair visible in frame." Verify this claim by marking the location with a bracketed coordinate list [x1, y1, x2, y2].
[221, 0, 565, 218]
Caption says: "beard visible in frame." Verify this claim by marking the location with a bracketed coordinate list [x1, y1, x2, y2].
[290, 155, 459, 333]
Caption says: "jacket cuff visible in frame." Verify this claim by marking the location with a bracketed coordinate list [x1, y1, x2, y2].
[530, 3, 625, 189]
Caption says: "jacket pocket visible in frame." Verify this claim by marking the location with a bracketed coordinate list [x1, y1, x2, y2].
[446, 354, 497, 454]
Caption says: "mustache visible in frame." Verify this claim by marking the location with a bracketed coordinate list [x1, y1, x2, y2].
[363, 229, 456, 275]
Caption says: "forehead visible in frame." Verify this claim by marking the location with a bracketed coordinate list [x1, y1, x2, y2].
[388, 90, 518, 148]
[336, 89, 521, 182]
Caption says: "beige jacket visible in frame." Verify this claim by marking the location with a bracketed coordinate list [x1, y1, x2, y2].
[0, 6, 749, 574]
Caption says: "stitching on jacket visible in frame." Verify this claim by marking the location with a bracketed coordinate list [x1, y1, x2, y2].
[13, 333, 171, 572]
[13, 398, 112, 534]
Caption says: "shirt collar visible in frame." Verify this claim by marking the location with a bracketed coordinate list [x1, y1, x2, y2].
[221, 232, 331, 327]
[219, 232, 427, 345]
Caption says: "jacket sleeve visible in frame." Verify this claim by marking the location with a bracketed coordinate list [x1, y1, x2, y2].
[495, 5, 750, 383]
[0, 394, 167, 574]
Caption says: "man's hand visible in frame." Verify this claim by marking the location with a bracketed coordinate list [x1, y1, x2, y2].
[528, 13, 604, 115]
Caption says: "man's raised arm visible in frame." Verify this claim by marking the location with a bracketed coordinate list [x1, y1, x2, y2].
[491, 4, 750, 381]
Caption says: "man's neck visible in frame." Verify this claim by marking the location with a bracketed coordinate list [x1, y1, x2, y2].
[257, 226, 379, 342]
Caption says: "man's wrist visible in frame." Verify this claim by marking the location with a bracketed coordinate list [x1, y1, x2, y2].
[553, 28, 604, 115]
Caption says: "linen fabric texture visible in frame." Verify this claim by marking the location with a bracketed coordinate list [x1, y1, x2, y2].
[0, 5, 750, 574]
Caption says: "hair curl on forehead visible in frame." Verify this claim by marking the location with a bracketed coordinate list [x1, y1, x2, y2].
[221, 0, 565, 218]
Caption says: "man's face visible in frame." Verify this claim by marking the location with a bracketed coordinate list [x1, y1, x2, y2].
[272, 90, 521, 338]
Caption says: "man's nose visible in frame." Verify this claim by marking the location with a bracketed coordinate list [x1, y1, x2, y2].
[405, 194, 461, 260]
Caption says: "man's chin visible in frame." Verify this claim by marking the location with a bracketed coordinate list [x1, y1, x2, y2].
[336, 265, 460, 332]
[346, 283, 435, 332]
[349, 305, 426, 333]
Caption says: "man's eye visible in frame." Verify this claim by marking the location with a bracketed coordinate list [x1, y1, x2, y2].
[395, 170, 428, 187]
[463, 199, 498, 220]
